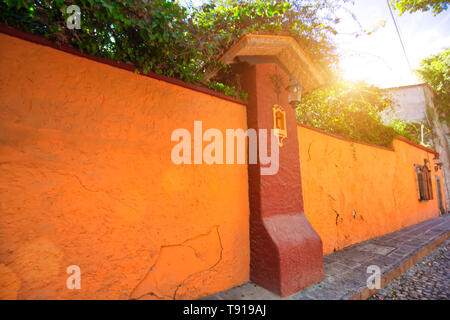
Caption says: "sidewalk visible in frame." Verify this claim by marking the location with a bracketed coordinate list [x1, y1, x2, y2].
[369, 238, 449, 300]
[204, 215, 450, 300]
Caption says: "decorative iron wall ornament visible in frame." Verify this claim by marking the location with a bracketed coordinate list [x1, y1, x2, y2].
[273, 104, 287, 146]
[270, 71, 284, 103]
[434, 162, 443, 172]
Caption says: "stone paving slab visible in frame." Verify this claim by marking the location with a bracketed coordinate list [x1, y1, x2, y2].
[369, 239, 449, 300]
[203, 215, 450, 300]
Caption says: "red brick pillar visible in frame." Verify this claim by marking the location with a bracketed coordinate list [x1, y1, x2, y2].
[241, 63, 324, 297]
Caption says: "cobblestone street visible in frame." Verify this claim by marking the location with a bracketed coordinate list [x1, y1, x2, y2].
[370, 239, 449, 300]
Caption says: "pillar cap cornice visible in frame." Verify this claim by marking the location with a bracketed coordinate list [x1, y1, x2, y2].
[205, 34, 326, 93]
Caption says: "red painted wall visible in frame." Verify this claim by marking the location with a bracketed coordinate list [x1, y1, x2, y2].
[241, 64, 323, 297]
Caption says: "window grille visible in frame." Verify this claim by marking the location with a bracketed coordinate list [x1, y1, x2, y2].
[415, 163, 433, 201]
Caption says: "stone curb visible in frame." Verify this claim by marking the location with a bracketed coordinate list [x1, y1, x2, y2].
[344, 231, 450, 300]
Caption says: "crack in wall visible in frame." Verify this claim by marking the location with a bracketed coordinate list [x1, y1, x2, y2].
[172, 227, 223, 300]
[48, 170, 137, 210]
[132, 291, 170, 300]
[333, 209, 340, 226]
[129, 225, 223, 300]
[50, 171, 100, 193]
[307, 142, 313, 160]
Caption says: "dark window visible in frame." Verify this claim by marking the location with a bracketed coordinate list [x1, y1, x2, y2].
[415, 164, 433, 201]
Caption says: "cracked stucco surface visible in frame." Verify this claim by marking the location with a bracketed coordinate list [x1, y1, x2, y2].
[130, 226, 223, 300]
[0, 33, 250, 299]
[298, 125, 445, 254]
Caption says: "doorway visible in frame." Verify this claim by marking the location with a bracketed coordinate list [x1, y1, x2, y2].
[435, 175, 445, 215]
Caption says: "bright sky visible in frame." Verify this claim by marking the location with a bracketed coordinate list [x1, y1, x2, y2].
[181, 0, 450, 88]
[336, 0, 450, 88]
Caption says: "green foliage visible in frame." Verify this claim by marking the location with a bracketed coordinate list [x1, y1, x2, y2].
[415, 49, 450, 125]
[1, 0, 201, 81]
[207, 78, 248, 100]
[1, 1, 429, 147]
[0, 0, 347, 98]
[390, 0, 449, 15]
[297, 81, 425, 147]
[191, 0, 346, 74]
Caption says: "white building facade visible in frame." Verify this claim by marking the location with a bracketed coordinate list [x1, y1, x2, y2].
[384, 83, 449, 213]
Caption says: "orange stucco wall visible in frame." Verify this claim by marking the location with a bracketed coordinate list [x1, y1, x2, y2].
[298, 124, 446, 255]
[0, 33, 250, 299]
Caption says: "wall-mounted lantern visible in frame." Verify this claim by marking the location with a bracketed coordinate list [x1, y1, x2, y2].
[286, 77, 303, 108]
[273, 105, 287, 146]
[435, 162, 443, 172]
